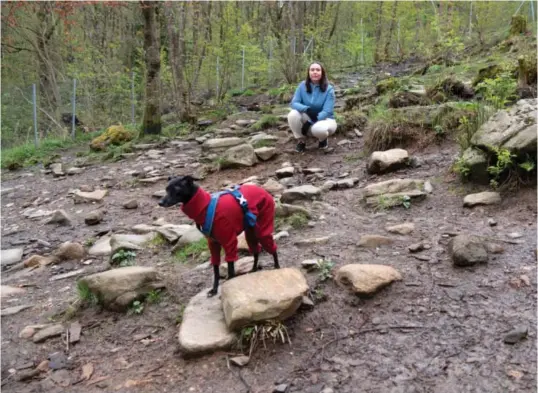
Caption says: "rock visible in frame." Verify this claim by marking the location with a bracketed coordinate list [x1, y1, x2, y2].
[463, 191, 501, 207]
[503, 326, 528, 344]
[335, 264, 402, 296]
[281, 185, 321, 203]
[173, 226, 205, 248]
[336, 178, 359, 189]
[386, 223, 415, 235]
[221, 268, 309, 330]
[488, 218, 497, 226]
[219, 257, 254, 278]
[301, 259, 320, 269]
[294, 236, 332, 246]
[84, 210, 104, 225]
[1, 304, 32, 316]
[73, 189, 107, 204]
[408, 242, 425, 253]
[220, 144, 258, 168]
[88, 233, 156, 256]
[1, 248, 24, 267]
[276, 167, 295, 178]
[449, 235, 488, 267]
[110, 236, 145, 256]
[0, 285, 26, 298]
[45, 210, 72, 226]
[178, 287, 237, 356]
[202, 137, 244, 151]
[255, 147, 277, 161]
[362, 178, 427, 208]
[460, 148, 489, 184]
[471, 98, 537, 157]
[262, 179, 285, 195]
[274, 384, 289, 393]
[139, 176, 167, 184]
[358, 235, 394, 248]
[21, 208, 54, 219]
[66, 166, 84, 175]
[367, 149, 410, 174]
[303, 168, 324, 174]
[152, 190, 166, 198]
[424, 181, 433, 193]
[249, 132, 278, 145]
[19, 324, 48, 339]
[123, 199, 139, 209]
[230, 356, 250, 367]
[154, 224, 193, 242]
[23, 254, 56, 267]
[52, 241, 86, 261]
[33, 324, 64, 343]
[50, 163, 65, 177]
[79, 266, 165, 311]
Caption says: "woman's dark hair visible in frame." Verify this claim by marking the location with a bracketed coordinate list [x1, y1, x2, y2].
[305, 62, 328, 93]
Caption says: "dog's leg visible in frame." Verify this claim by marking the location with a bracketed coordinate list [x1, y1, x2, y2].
[227, 261, 235, 279]
[244, 227, 261, 273]
[272, 251, 280, 269]
[208, 265, 220, 297]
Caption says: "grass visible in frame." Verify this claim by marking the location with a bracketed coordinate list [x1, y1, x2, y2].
[77, 281, 99, 306]
[1, 130, 100, 170]
[239, 320, 291, 357]
[252, 139, 276, 149]
[251, 115, 278, 131]
[148, 233, 168, 248]
[275, 212, 309, 230]
[173, 238, 208, 263]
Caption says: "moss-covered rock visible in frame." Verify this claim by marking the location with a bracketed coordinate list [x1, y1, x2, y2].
[90, 125, 134, 151]
[376, 78, 401, 95]
[427, 77, 475, 101]
[388, 91, 431, 108]
[509, 15, 527, 37]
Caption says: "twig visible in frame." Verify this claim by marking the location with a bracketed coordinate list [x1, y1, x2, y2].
[226, 355, 251, 393]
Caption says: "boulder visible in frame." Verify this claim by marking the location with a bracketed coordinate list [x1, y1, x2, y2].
[367, 149, 410, 174]
[255, 147, 278, 161]
[335, 264, 402, 296]
[362, 178, 426, 208]
[221, 268, 309, 330]
[178, 287, 237, 356]
[460, 148, 489, 184]
[463, 191, 501, 207]
[202, 137, 243, 151]
[220, 144, 258, 168]
[449, 235, 488, 267]
[79, 267, 165, 311]
[281, 185, 321, 203]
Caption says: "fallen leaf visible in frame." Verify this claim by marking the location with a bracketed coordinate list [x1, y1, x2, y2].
[124, 379, 153, 388]
[507, 369, 523, 379]
[81, 363, 93, 381]
[86, 375, 109, 386]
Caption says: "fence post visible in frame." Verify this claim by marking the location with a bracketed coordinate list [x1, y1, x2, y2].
[241, 46, 245, 90]
[131, 71, 135, 125]
[71, 79, 77, 139]
[361, 18, 365, 64]
[216, 56, 220, 100]
[32, 84, 38, 147]
[268, 41, 272, 84]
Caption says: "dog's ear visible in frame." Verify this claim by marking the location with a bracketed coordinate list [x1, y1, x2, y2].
[183, 175, 195, 184]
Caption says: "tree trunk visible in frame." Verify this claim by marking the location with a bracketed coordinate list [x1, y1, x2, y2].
[141, 1, 162, 134]
[374, 2, 383, 63]
[383, 1, 398, 61]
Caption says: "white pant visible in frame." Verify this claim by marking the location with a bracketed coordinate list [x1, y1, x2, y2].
[287, 109, 338, 141]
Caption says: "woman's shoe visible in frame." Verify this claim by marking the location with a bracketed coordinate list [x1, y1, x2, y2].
[318, 139, 328, 149]
[295, 141, 306, 152]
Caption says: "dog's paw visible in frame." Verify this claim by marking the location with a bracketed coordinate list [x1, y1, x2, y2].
[207, 289, 218, 297]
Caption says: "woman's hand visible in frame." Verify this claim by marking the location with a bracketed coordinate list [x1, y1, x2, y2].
[305, 107, 318, 122]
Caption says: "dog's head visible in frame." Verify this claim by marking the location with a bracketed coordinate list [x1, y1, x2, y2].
[158, 175, 199, 208]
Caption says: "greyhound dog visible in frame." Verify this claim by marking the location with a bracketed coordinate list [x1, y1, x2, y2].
[159, 175, 280, 296]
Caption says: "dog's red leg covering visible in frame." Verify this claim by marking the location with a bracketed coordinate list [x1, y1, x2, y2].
[208, 238, 222, 266]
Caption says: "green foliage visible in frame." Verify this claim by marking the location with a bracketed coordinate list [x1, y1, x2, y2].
[399, 195, 411, 209]
[252, 115, 278, 131]
[173, 239, 208, 263]
[146, 289, 163, 304]
[129, 300, 144, 315]
[316, 259, 335, 282]
[453, 156, 471, 178]
[476, 72, 518, 109]
[111, 250, 137, 266]
[77, 281, 99, 306]
[239, 320, 291, 356]
[276, 212, 309, 230]
[456, 102, 492, 152]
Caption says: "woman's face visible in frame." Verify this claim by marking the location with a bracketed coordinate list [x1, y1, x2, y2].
[309, 63, 322, 83]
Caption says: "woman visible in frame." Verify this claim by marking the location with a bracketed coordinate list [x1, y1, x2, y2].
[287, 62, 338, 153]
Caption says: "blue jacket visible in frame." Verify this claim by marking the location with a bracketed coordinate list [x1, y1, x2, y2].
[291, 81, 335, 121]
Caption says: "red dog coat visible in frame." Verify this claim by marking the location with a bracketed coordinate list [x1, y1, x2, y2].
[181, 184, 277, 266]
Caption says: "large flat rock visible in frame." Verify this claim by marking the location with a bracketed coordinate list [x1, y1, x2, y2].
[178, 288, 237, 356]
[88, 233, 157, 256]
[335, 264, 402, 296]
[221, 268, 309, 330]
[1, 248, 24, 267]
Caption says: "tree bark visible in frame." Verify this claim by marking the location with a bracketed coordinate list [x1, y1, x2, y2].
[141, 1, 162, 134]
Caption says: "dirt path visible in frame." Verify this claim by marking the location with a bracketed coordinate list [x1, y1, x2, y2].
[1, 115, 536, 393]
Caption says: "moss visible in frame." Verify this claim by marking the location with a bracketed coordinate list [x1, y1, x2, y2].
[376, 78, 400, 95]
[509, 15, 527, 37]
[90, 125, 134, 151]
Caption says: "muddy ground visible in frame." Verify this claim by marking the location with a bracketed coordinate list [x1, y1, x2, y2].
[1, 92, 537, 392]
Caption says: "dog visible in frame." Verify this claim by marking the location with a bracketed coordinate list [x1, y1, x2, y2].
[159, 175, 280, 297]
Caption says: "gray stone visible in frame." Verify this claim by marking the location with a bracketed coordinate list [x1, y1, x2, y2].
[45, 210, 72, 226]
[88, 233, 156, 256]
[221, 268, 309, 330]
[367, 149, 410, 174]
[386, 223, 415, 235]
[449, 235, 488, 267]
[79, 266, 165, 311]
[73, 189, 107, 204]
[33, 324, 64, 343]
[276, 167, 295, 178]
[123, 199, 139, 209]
[262, 179, 285, 195]
[1, 304, 32, 316]
[178, 287, 237, 355]
[1, 248, 24, 266]
[221, 144, 258, 167]
[66, 167, 84, 175]
[335, 264, 402, 295]
[84, 210, 104, 225]
[358, 235, 394, 248]
[463, 191, 501, 207]
[202, 137, 243, 151]
[461, 148, 489, 184]
[50, 163, 65, 177]
[503, 325, 528, 344]
[281, 185, 321, 203]
[255, 147, 277, 161]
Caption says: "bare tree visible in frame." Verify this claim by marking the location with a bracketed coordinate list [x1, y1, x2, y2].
[141, 1, 161, 134]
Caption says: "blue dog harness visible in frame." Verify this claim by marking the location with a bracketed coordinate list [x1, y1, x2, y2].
[199, 185, 257, 238]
